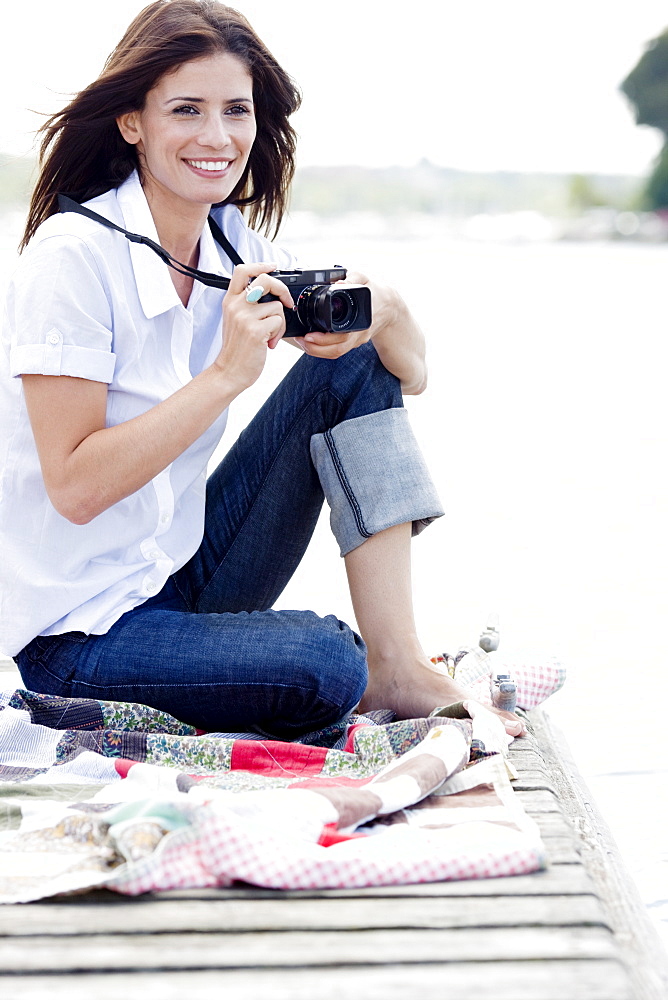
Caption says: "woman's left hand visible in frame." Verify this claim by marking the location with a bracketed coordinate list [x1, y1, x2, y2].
[291, 271, 428, 395]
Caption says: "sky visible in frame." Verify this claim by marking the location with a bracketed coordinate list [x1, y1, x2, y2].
[1, 0, 668, 176]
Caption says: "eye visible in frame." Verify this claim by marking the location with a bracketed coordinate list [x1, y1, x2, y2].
[173, 104, 199, 116]
[226, 104, 253, 117]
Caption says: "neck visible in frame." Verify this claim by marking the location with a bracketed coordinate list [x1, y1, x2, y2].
[141, 177, 209, 267]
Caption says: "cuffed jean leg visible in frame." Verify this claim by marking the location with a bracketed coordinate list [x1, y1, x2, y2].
[310, 407, 445, 556]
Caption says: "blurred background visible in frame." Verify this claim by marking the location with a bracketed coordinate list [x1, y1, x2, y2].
[1, 0, 667, 951]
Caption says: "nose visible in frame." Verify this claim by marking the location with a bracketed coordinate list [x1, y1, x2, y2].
[196, 113, 232, 150]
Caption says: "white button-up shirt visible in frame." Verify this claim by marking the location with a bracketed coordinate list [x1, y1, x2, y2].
[0, 171, 296, 656]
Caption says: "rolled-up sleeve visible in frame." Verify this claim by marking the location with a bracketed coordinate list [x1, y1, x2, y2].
[7, 235, 117, 383]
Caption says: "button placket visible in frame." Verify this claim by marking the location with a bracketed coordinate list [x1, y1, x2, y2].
[171, 311, 194, 385]
[141, 469, 175, 595]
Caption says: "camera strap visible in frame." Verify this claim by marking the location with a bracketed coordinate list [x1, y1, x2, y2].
[58, 194, 247, 290]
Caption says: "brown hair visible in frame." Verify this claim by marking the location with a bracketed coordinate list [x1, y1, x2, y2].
[20, 0, 301, 250]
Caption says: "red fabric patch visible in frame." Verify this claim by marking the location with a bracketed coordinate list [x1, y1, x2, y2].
[114, 758, 138, 778]
[230, 740, 330, 778]
[343, 724, 369, 753]
[317, 823, 367, 847]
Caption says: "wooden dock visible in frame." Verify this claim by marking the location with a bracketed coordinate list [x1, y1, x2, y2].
[0, 708, 666, 1000]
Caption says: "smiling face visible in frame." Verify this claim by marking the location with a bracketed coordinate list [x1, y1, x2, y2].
[117, 51, 256, 226]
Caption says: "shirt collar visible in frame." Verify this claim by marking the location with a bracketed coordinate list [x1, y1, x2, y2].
[115, 172, 227, 319]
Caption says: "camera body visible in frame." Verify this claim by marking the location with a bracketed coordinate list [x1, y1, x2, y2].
[261, 267, 372, 337]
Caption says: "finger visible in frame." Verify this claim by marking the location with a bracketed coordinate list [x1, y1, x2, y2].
[256, 275, 295, 311]
[241, 274, 294, 312]
[302, 331, 349, 347]
[301, 340, 351, 360]
[335, 271, 369, 286]
[266, 313, 287, 348]
[228, 262, 278, 296]
[244, 301, 285, 323]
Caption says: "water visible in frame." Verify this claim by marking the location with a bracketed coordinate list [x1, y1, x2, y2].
[1, 213, 667, 950]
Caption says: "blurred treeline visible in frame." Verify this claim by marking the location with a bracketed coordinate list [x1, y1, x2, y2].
[289, 163, 640, 218]
[0, 152, 643, 218]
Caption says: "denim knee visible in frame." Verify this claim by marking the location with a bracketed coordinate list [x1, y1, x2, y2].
[314, 341, 403, 423]
[271, 611, 368, 728]
[313, 614, 368, 719]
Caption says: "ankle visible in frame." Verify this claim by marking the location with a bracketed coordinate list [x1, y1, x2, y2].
[365, 634, 425, 670]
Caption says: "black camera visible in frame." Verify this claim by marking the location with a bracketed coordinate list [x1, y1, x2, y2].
[261, 267, 372, 337]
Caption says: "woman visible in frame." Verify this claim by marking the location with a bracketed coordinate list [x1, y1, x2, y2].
[0, 0, 524, 738]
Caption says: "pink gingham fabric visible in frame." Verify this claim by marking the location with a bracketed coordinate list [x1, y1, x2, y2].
[432, 647, 566, 710]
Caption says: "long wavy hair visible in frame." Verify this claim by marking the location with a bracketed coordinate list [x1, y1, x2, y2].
[20, 0, 301, 250]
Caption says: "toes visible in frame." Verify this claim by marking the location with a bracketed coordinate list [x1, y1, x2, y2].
[504, 717, 525, 737]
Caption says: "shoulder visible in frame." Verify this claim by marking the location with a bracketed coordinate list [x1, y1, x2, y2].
[17, 185, 134, 293]
[210, 204, 297, 270]
[24, 189, 122, 270]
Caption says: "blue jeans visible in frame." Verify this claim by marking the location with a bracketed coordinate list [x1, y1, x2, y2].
[17, 344, 443, 737]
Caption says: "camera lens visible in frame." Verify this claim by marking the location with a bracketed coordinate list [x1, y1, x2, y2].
[296, 284, 363, 333]
[329, 291, 357, 331]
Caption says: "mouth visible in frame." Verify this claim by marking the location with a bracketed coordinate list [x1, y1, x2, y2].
[184, 159, 233, 176]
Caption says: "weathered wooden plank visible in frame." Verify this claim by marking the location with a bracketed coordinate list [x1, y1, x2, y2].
[508, 734, 542, 753]
[511, 771, 561, 791]
[508, 747, 546, 766]
[0, 863, 596, 919]
[0, 960, 634, 1000]
[0, 893, 608, 936]
[532, 811, 576, 836]
[0, 926, 620, 972]
[542, 836, 581, 864]
[529, 710, 668, 1000]
[514, 787, 561, 811]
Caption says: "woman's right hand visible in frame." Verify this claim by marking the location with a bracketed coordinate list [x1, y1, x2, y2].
[214, 263, 295, 392]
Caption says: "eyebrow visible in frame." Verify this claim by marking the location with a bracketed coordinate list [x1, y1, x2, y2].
[166, 95, 254, 104]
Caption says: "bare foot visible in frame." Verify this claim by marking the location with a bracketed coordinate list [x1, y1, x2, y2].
[359, 655, 526, 738]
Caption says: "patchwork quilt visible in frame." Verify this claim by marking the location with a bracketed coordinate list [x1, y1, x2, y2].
[0, 649, 565, 903]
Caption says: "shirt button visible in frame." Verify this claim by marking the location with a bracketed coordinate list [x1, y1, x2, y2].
[149, 549, 160, 560]
[160, 514, 170, 524]
[47, 334, 60, 345]
[146, 582, 157, 593]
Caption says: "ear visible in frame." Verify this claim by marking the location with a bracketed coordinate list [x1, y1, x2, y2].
[116, 111, 142, 146]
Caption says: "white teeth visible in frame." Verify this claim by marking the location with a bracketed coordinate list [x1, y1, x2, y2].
[186, 160, 229, 171]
